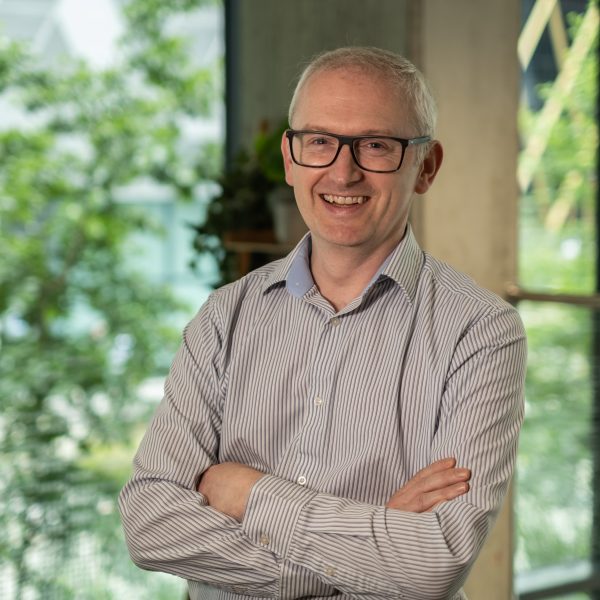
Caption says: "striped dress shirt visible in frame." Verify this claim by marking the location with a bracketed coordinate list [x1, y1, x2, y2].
[119, 226, 526, 600]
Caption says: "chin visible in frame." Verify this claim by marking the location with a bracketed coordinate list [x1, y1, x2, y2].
[323, 234, 369, 248]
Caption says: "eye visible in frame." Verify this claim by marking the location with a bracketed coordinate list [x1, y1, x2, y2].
[360, 138, 391, 151]
[306, 135, 333, 146]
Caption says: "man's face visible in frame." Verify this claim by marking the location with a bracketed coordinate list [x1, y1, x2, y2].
[282, 67, 436, 257]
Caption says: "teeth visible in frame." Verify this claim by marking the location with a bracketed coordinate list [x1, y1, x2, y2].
[323, 194, 366, 205]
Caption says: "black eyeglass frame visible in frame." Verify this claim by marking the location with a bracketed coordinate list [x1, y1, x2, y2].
[285, 129, 431, 173]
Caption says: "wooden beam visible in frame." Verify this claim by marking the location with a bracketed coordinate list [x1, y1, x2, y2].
[519, 0, 557, 69]
[518, 2, 599, 192]
[548, 2, 569, 68]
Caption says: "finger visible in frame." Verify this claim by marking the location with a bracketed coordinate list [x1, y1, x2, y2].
[386, 468, 470, 509]
[400, 467, 470, 502]
[424, 482, 470, 512]
[410, 458, 457, 483]
[414, 467, 471, 494]
[387, 481, 470, 513]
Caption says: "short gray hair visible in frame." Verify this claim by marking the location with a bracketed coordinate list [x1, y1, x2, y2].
[288, 47, 437, 161]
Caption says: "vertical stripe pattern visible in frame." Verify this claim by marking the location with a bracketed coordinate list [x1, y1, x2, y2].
[119, 228, 526, 600]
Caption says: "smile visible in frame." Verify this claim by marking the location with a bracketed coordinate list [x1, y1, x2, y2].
[321, 194, 368, 205]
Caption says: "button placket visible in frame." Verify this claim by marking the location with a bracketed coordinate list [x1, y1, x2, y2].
[291, 307, 345, 492]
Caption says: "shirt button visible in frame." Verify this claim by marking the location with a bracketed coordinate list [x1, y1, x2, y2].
[325, 566, 336, 577]
[330, 317, 340, 327]
[259, 534, 270, 546]
[314, 396, 324, 406]
[297, 475, 307, 486]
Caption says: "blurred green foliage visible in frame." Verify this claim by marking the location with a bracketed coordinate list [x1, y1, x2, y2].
[515, 6, 598, 575]
[516, 303, 593, 571]
[0, 0, 220, 597]
[518, 10, 598, 295]
[190, 121, 288, 285]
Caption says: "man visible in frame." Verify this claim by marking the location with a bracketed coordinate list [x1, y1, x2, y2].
[120, 47, 526, 600]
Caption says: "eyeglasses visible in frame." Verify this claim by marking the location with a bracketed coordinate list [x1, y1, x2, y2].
[285, 129, 431, 173]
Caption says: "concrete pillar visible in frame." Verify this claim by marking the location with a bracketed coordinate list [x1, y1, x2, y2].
[410, 2, 521, 598]
[410, 0, 521, 297]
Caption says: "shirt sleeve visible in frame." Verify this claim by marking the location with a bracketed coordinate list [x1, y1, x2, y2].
[118, 295, 284, 597]
[241, 306, 527, 600]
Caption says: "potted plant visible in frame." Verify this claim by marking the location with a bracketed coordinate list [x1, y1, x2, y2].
[190, 120, 306, 285]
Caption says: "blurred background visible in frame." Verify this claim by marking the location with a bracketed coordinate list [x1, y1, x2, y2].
[0, 0, 597, 598]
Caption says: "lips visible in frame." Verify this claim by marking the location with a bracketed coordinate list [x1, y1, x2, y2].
[321, 194, 368, 205]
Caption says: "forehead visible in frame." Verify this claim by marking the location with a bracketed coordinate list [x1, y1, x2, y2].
[292, 67, 412, 136]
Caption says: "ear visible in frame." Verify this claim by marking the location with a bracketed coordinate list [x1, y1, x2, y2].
[281, 132, 295, 186]
[414, 140, 443, 195]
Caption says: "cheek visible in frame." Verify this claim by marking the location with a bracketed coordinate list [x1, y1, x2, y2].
[289, 168, 320, 197]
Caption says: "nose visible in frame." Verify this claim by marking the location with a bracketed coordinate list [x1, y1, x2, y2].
[328, 143, 363, 184]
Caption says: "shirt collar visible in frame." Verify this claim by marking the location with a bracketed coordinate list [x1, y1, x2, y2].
[379, 225, 425, 303]
[263, 225, 424, 303]
[262, 233, 311, 295]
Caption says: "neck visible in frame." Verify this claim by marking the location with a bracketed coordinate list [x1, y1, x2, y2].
[310, 232, 405, 312]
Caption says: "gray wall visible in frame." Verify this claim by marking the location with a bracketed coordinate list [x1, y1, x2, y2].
[226, 0, 408, 155]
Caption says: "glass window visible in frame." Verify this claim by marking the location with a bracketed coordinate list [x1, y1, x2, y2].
[515, 1, 599, 598]
[516, 302, 595, 569]
[0, 1, 224, 597]
[518, 0, 597, 294]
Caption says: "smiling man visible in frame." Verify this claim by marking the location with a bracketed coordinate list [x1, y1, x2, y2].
[120, 47, 526, 600]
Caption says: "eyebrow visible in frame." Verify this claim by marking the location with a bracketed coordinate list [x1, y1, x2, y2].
[301, 124, 399, 137]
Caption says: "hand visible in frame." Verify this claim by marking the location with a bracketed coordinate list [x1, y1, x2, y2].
[197, 462, 264, 522]
[386, 458, 470, 513]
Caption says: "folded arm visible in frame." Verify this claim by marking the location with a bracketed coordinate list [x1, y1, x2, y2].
[198, 458, 471, 521]
[201, 309, 526, 599]
[119, 298, 286, 596]
[119, 297, 467, 596]
[120, 297, 525, 599]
